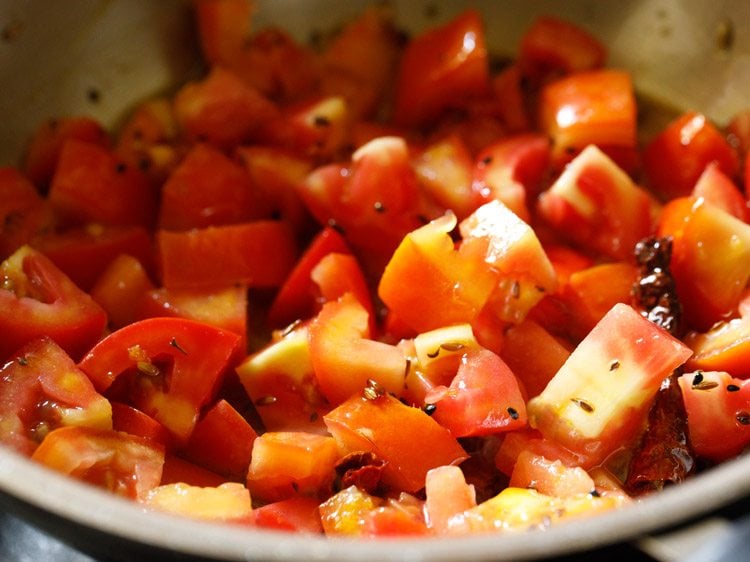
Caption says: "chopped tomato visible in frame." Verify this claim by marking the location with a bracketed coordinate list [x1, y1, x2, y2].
[32, 426, 164, 500]
[320, 7, 401, 120]
[156, 221, 297, 290]
[644, 112, 740, 201]
[691, 162, 749, 222]
[424, 465, 476, 534]
[22, 116, 109, 190]
[252, 496, 324, 533]
[678, 371, 750, 462]
[48, 140, 156, 228]
[78, 317, 241, 443]
[527, 303, 692, 467]
[32, 224, 153, 292]
[378, 212, 497, 333]
[518, 16, 607, 84]
[324, 392, 467, 493]
[538, 145, 660, 261]
[0, 167, 53, 260]
[137, 284, 248, 349]
[267, 226, 351, 328]
[182, 399, 257, 480]
[685, 316, 750, 377]
[90, 254, 156, 329]
[236, 323, 328, 432]
[658, 196, 750, 331]
[424, 349, 527, 438]
[246, 431, 340, 503]
[509, 450, 595, 498]
[0, 245, 107, 361]
[143, 481, 253, 524]
[539, 70, 636, 168]
[158, 143, 271, 231]
[0, 337, 112, 456]
[111, 402, 171, 447]
[393, 10, 490, 128]
[308, 293, 405, 405]
[173, 67, 280, 150]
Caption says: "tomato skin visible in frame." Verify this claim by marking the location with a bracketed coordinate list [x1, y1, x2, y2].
[691, 162, 749, 222]
[49, 140, 156, 229]
[678, 371, 750, 462]
[0, 167, 54, 260]
[137, 284, 248, 350]
[22, 116, 109, 190]
[159, 143, 271, 231]
[320, 7, 401, 121]
[182, 399, 257, 480]
[518, 16, 607, 85]
[472, 134, 551, 223]
[644, 112, 740, 201]
[252, 497, 324, 533]
[31, 426, 164, 500]
[267, 226, 351, 328]
[324, 393, 467, 493]
[538, 145, 660, 261]
[160, 454, 226, 488]
[156, 221, 297, 290]
[500, 319, 571, 399]
[425, 349, 528, 438]
[393, 10, 490, 128]
[658, 196, 750, 331]
[539, 70, 636, 169]
[173, 67, 280, 150]
[0, 337, 112, 456]
[90, 254, 156, 330]
[78, 317, 241, 444]
[111, 402, 171, 447]
[0, 246, 107, 362]
[32, 224, 153, 292]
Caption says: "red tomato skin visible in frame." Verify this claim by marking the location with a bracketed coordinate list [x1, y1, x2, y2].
[160, 454, 227, 488]
[159, 143, 271, 231]
[425, 349, 527, 438]
[173, 67, 280, 150]
[78, 317, 241, 444]
[691, 162, 749, 222]
[48, 140, 156, 228]
[267, 226, 351, 328]
[678, 371, 750, 462]
[111, 402, 171, 448]
[518, 16, 607, 84]
[644, 112, 740, 201]
[0, 167, 54, 260]
[156, 221, 297, 290]
[23, 116, 110, 190]
[32, 225, 153, 292]
[0, 337, 112, 456]
[90, 254, 156, 330]
[0, 246, 107, 362]
[252, 497, 324, 534]
[136, 284, 248, 350]
[658, 196, 750, 331]
[539, 70, 636, 169]
[324, 393, 467, 493]
[182, 399, 258, 480]
[393, 10, 490, 128]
